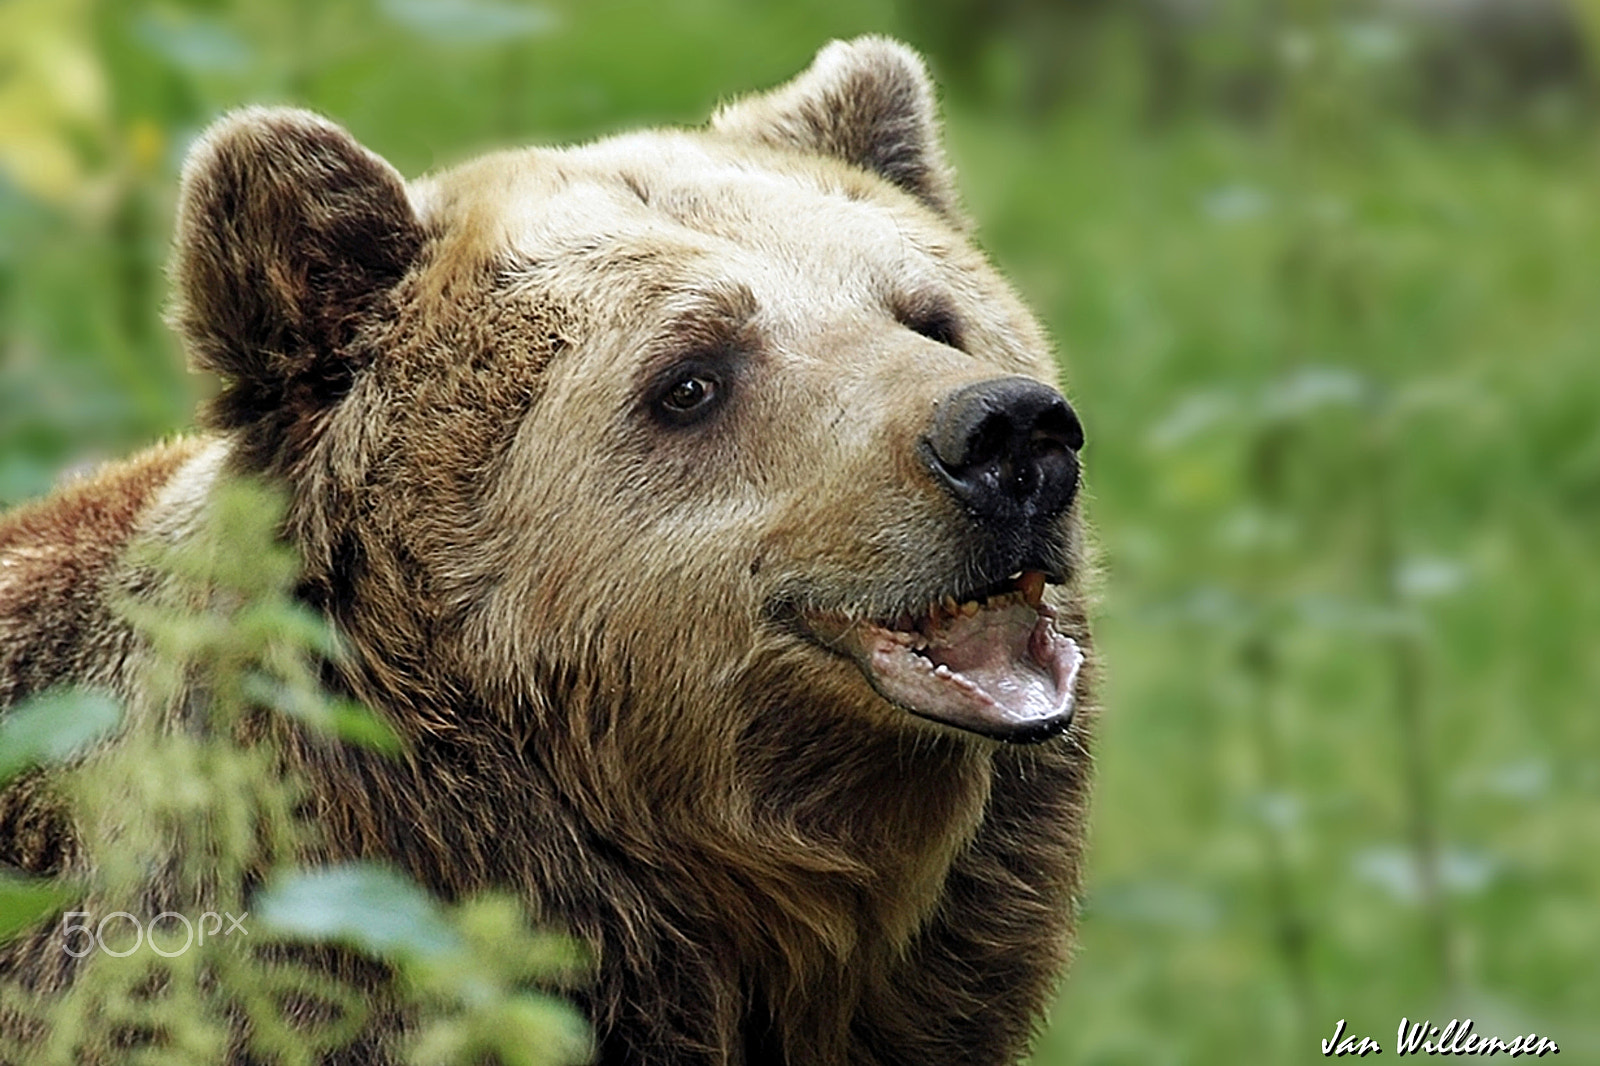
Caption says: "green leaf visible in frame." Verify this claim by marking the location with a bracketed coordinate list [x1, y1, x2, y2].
[133, 10, 253, 74]
[0, 688, 122, 785]
[243, 674, 404, 757]
[326, 700, 405, 757]
[0, 872, 75, 945]
[378, 0, 557, 45]
[489, 994, 592, 1066]
[1258, 366, 1369, 421]
[257, 863, 460, 961]
[236, 599, 345, 659]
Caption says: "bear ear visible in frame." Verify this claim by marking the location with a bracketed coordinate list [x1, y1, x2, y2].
[169, 107, 423, 466]
[711, 36, 961, 221]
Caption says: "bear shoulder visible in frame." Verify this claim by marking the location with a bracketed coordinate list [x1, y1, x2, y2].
[0, 438, 208, 707]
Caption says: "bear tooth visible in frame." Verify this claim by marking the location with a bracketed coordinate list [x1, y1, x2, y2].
[961, 600, 979, 616]
[934, 664, 952, 678]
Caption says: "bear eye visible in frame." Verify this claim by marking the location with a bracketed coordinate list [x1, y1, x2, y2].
[655, 371, 722, 425]
[895, 295, 965, 352]
[908, 312, 959, 349]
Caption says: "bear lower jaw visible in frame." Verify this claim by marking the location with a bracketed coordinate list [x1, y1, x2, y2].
[801, 571, 1084, 743]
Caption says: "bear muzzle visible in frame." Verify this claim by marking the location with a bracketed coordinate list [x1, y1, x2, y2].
[784, 378, 1087, 743]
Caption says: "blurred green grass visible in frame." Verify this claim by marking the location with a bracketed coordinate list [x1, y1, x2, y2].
[2, 1, 1596, 1062]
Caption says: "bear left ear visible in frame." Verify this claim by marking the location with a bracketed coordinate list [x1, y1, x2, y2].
[170, 108, 423, 469]
[711, 36, 962, 221]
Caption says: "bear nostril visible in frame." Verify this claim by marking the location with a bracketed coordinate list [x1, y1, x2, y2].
[1033, 400, 1085, 455]
[922, 376, 1083, 527]
[965, 415, 1010, 469]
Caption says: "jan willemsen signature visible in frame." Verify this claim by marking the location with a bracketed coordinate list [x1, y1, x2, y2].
[1322, 1018, 1560, 1058]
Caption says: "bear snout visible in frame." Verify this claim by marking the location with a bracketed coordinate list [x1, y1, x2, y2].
[918, 376, 1084, 531]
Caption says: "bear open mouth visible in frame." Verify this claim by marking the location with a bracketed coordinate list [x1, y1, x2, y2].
[802, 570, 1083, 743]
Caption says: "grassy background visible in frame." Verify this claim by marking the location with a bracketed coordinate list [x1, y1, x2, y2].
[2, 1, 1595, 1061]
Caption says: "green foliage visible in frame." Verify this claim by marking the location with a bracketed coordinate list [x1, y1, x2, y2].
[0, 689, 121, 786]
[979, 11, 1600, 1059]
[1, 1, 1595, 1063]
[0, 480, 586, 1064]
[0, 689, 119, 949]
[259, 867, 590, 1066]
[0, 876, 76, 947]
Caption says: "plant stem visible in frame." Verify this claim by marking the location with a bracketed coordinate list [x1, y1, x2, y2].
[1368, 399, 1457, 997]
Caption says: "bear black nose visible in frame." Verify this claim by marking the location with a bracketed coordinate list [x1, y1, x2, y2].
[920, 376, 1084, 527]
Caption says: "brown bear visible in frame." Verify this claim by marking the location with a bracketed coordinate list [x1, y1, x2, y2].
[0, 36, 1095, 1065]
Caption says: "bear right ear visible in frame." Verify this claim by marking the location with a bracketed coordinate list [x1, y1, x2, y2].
[712, 37, 962, 222]
[170, 108, 423, 469]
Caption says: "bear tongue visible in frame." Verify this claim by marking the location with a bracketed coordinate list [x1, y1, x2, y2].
[865, 603, 1083, 742]
[923, 602, 1040, 676]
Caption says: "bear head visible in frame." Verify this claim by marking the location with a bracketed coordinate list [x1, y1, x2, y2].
[167, 36, 1092, 846]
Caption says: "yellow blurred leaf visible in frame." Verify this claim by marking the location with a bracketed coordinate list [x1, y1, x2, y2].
[0, 0, 111, 205]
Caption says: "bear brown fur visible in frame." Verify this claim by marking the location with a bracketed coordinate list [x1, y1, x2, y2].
[0, 37, 1095, 1065]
